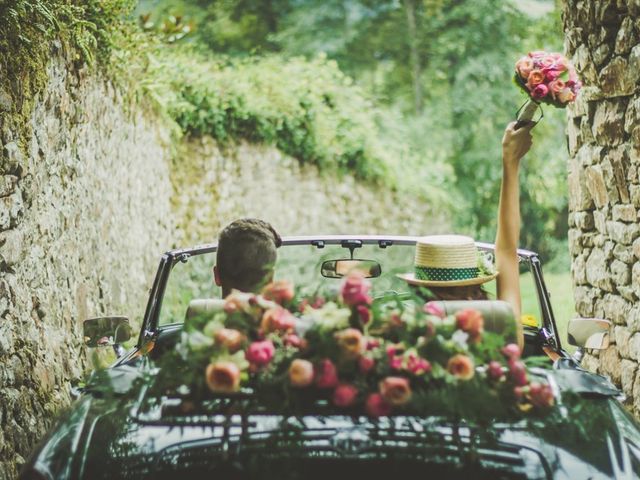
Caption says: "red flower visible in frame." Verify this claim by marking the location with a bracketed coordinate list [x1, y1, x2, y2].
[357, 305, 371, 325]
[358, 355, 375, 374]
[502, 343, 521, 360]
[508, 359, 528, 386]
[245, 340, 275, 367]
[529, 382, 555, 408]
[407, 354, 431, 375]
[365, 393, 392, 417]
[283, 333, 306, 350]
[487, 361, 504, 381]
[333, 384, 359, 407]
[315, 359, 339, 389]
[340, 271, 372, 306]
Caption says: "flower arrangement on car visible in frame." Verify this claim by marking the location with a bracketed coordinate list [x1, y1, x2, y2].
[154, 272, 555, 421]
[513, 50, 581, 127]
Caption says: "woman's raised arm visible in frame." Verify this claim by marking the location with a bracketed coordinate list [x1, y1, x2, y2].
[496, 122, 533, 349]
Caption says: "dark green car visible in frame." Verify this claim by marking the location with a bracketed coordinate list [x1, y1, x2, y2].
[19, 236, 639, 480]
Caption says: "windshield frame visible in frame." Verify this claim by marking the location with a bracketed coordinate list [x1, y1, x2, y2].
[136, 235, 561, 352]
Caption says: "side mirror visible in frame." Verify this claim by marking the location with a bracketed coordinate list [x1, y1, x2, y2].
[567, 317, 611, 350]
[321, 259, 382, 279]
[83, 316, 132, 348]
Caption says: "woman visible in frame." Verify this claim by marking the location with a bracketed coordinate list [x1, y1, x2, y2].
[398, 121, 533, 348]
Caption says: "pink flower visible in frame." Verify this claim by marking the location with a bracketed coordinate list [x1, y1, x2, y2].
[508, 359, 528, 386]
[487, 361, 504, 381]
[283, 333, 306, 350]
[336, 328, 365, 359]
[340, 271, 372, 306]
[528, 51, 547, 57]
[423, 301, 445, 318]
[447, 354, 475, 380]
[389, 356, 403, 370]
[261, 280, 295, 305]
[358, 355, 375, 374]
[246, 340, 275, 366]
[357, 305, 371, 325]
[543, 68, 560, 81]
[515, 56, 534, 79]
[289, 359, 314, 387]
[379, 376, 412, 406]
[366, 338, 380, 351]
[501, 343, 521, 360]
[315, 359, 339, 388]
[526, 69, 545, 88]
[333, 383, 359, 407]
[455, 309, 484, 342]
[261, 307, 296, 333]
[557, 87, 576, 103]
[407, 354, 431, 375]
[532, 83, 549, 99]
[365, 393, 392, 417]
[205, 362, 241, 393]
[386, 344, 403, 358]
[540, 55, 555, 68]
[214, 328, 246, 353]
[548, 79, 566, 98]
[529, 382, 555, 408]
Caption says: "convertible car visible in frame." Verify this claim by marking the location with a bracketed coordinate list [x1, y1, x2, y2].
[19, 236, 639, 480]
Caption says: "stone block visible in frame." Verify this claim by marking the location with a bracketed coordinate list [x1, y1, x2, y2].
[592, 99, 628, 145]
[619, 285, 637, 302]
[633, 262, 640, 287]
[0, 229, 24, 267]
[599, 57, 636, 98]
[615, 17, 638, 55]
[612, 204, 637, 222]
[586, 246, 613, 288]
[574, 286, 598, 317]
[568, 228, 583, 254]
[611, 258, 631, 285]
[621, 359, 637, 396]
[0, 192, 23, 231]
[568, 160, 595, 211]
[572, 254, 588, 284]
[574, 44, 599, 84]
[614, 243, 634, 263]
[607, 221, 640, 244]
[602, 293, 631, 324]
[0, 176, 18, 197]
[593, 42, 611, 67]
[594, 209, 607, 233]
[616, 326, 632, 357]
[634, 238, 640, 258]
[631, 185, 640, 207]
[600, 345, 622, 385]
[628, 165, 638, 184]
[625, 96, 640, 135]
[629, 44, 640, 83]
[585, 165, 610, 208]
[574, 211, 595, 230]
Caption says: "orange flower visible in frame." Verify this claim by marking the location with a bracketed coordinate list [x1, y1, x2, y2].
[335, 328, 365, 359]
[515, 56, 534, 79]
[205, 362, 241, 393]
[455, 308, 484, 342]
[261, 307, 296, 333]
[379, 376, 412, 406]
[289, 359, 314, 387]
[214, 328, 246, 353]
[447, 354, 475, 380]
[261, 280, 295, 305]
[526, 69, 545, 89]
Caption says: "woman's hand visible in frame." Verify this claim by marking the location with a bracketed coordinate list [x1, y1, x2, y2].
[501, 122, 533, 168]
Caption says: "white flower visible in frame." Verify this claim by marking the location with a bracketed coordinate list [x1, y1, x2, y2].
[451, 329, 470, 350]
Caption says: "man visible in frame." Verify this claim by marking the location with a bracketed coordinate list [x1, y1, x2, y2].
[213, 218, 282, 297]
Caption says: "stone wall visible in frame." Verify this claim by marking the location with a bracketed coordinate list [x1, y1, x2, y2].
[172, 137, 448, 245]
[0, 56, 175, 479]
[564, 1, 640, 412]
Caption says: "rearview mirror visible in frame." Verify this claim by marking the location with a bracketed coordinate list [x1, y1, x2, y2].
[567, 317, 611, 350]
[83, 316, 132, 348]
[321, 259, 382, 279]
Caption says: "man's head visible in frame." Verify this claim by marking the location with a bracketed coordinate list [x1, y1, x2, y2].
[214, 218, 282, 297]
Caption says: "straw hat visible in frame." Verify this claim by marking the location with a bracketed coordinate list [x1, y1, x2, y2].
[397, 235, 498, 287]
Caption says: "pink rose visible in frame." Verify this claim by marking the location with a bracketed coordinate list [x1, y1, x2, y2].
[246, 340, 275, 366]
[336, 328, 365, 359]
[261, 307, 296, 333]
[358, 355, 375, 373]
[528, 50, 547, 58]
[487, 361, 504, 381]
[315, 359, 339, 388]
[407, 354, 431, 375]
[548, 79, 565, 98]
[357, 305, 371, 325]
[540, 55, 555, 68]
[366, 338, 380, 351]
[423, 301, 445, 318]
[283, 333, 306, 350]
[501, 343, 521, 360]
[214, 328, 246, 353]
[529, 382, 555, 408]
[508, 359, 528, 386]
[261, 280, 295, 305]
[557, 87, 576, 103]
[447, 354, 475, 380]
[333, 383, 359, 407]
[379, 376, 412, 406]
[543, 68, 560, 81]
[365, 393, 392, 417]
[389, 356, 403, 370]
[340, 271, 372, 306]
[289, 359, 314, 387]
[205, 362, 241, 394]
[515, 56, 534, 79]
[532, 83, 549, 99]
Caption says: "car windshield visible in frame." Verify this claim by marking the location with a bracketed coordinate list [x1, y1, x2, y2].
[157, 238, 544, 329]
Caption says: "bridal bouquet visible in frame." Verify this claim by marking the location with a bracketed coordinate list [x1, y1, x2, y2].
[513, 51, 581, 125]
[158, 272, 555, 420]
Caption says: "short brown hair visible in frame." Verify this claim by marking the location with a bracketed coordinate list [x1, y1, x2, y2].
[216, 218, 282, 294]
[414, 285, 489, 301]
